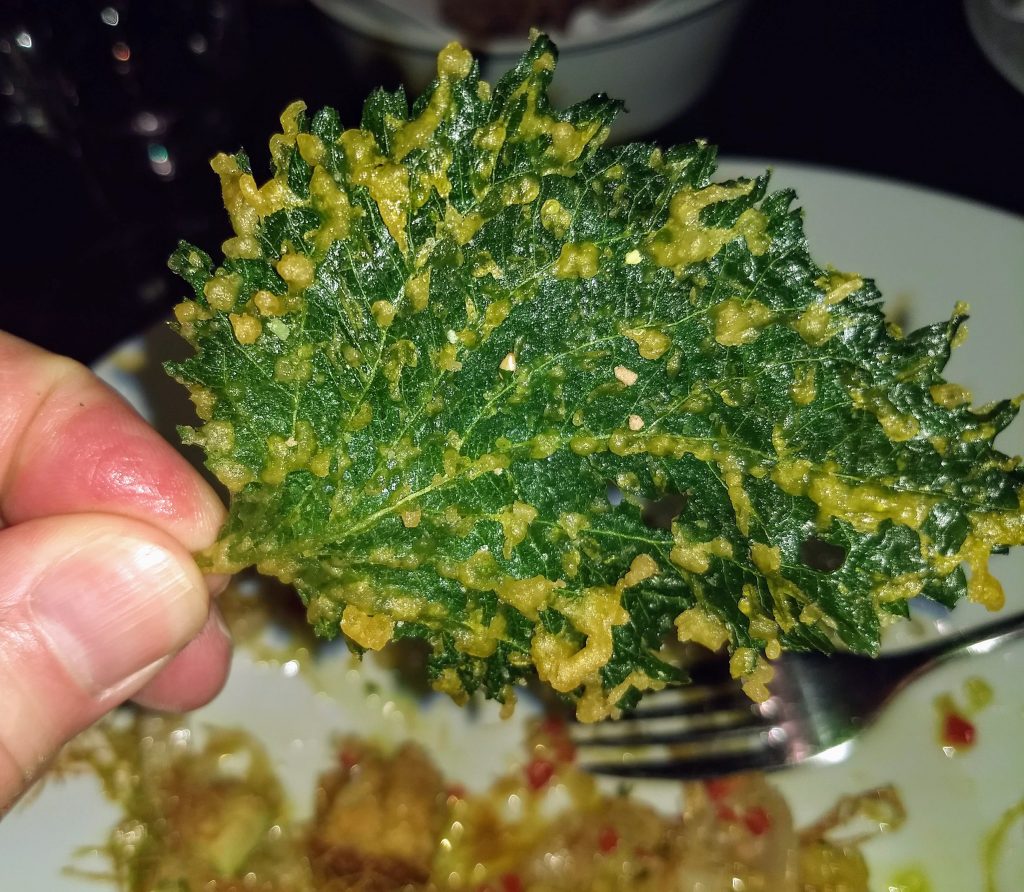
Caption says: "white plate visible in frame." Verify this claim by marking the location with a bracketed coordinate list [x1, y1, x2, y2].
[4, 161, 1024, 890]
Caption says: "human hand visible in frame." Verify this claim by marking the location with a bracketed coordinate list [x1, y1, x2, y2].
[0, 331, 231, 811]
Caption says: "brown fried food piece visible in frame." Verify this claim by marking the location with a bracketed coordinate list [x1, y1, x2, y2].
[309, 738, 447, 890]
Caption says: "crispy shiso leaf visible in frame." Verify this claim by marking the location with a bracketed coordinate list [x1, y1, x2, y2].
[167, 36, 1024, 720]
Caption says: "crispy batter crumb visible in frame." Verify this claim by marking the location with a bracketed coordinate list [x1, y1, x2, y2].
[614, 365, 638, 386]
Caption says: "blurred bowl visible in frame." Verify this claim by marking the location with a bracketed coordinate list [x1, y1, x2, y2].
[308, 0, 750, 139]
[965, 0, 1024, 95]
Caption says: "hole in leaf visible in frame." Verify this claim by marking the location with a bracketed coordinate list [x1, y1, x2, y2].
[800, 537, 847, 573]
[606, 482, 623, 506]
[642, 491, 688, 531]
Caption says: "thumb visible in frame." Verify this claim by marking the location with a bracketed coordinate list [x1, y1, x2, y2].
[0, 513, 210, 809]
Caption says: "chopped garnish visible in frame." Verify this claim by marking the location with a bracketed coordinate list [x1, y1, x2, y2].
[744, 805, 773, 836]
[500, 874, 525, 892]
[525, 757, 556, 791]
[597, 824, 620, 853]
[942, 712, 977, 749]
[704, 777, 737, 801]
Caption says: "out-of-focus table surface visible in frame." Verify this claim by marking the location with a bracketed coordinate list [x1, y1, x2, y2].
[1, 0, 1021, 364]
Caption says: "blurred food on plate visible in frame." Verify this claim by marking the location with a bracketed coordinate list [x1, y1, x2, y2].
[56, 711, 903, 891]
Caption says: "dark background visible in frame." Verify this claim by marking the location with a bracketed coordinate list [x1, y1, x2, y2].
[1, 0, 1020, 365]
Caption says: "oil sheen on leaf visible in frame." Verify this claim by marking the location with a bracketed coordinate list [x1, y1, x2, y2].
[167, 36, 1024, 720]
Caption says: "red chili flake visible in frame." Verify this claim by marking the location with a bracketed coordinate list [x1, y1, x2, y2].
[943, 713, 977, 748]
[340, 745, 361, 769]
[743, 805, 772, 836]
[704, 778, 735, 801]
[445, 784, 467, 802]
[538, 717, 577, 763]
[715, 803, 739, 823]
[552, 736, 577, 764]
[525, 757, 556, 790]
[597, 825, 619, 853]
[500, 873, 524, 892]
[540, 715, 568, 738]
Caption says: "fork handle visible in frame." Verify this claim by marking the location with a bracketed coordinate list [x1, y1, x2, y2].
[892, 609, 1024, 683]
[790, 611, 1024, 743]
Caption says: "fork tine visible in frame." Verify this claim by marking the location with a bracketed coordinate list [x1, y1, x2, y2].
[571, 707, 768, 749]
[579, 724, 789, 780]
[580, 741, 790, 780]
[608, 682, 756, 721]
[568, 673, 773, 751]
[569, 692, 770, 749]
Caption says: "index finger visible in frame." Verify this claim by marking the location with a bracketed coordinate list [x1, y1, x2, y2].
[0, 331, 225, 551]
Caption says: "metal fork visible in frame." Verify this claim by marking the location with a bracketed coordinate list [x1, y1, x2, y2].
[571, 612, 1024, 780]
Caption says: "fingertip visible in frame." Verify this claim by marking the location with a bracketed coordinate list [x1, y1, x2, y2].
[1, 351, 227, 552]
[131, 605, 233, 712]
[206, 573, 231, 600]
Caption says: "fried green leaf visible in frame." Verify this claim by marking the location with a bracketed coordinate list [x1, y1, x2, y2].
[167, 36, 1024, 719]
